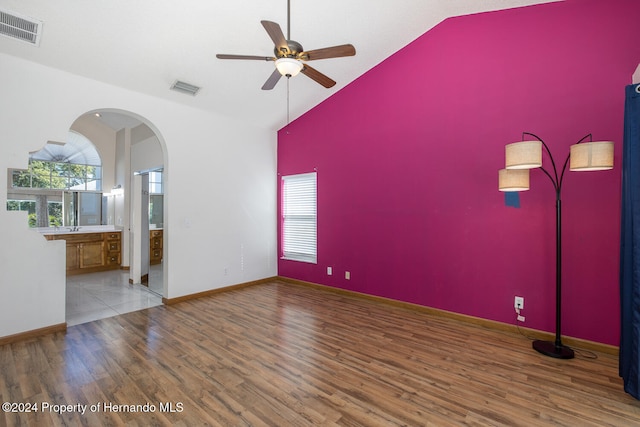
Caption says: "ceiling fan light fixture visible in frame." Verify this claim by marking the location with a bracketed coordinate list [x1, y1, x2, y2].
[275, 57, 303, 77]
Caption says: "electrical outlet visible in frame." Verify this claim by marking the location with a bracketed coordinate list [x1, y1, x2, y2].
[327, 266, 332, 275]
[514, 296, 524, 310]
[345, 271, 350, 280]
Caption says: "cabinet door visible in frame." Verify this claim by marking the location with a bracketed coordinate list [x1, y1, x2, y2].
[79, 241, 105, 269]
[66, 244, 79, 270]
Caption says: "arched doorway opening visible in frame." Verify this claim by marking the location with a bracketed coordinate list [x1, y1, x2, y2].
[76, 109, 168, 299]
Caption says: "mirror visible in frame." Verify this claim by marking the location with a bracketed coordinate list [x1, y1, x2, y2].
[63, 191, 103, 226]
[148, 170, 163, 228]
[149, 195, 163, 228]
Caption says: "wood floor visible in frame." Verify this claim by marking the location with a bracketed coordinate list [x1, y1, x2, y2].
[1, 280, 639, 426]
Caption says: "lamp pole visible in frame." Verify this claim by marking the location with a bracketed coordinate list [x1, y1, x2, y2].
[525, 132, 592, 359]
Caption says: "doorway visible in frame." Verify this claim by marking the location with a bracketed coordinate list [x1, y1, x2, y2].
[131, 169, 164, 296]
[71, 109, 168, 302]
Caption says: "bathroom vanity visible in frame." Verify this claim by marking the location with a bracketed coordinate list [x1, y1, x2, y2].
[42, 228, 122, 275]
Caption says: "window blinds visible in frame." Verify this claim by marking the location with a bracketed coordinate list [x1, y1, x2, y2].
[282, 172, 317, 263]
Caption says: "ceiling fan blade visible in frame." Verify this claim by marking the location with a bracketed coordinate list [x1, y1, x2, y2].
[300, 64, 336, 88]
[261, 21, 289, 54]
[261, 69, 282, 90]
[216, 54, 275, 61]
[299, 44, 356, 61]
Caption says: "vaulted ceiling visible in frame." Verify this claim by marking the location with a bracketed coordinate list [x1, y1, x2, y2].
[0, 0, 557, 131]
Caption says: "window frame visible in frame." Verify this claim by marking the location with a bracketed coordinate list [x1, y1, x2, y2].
[281, 172, 317, 264]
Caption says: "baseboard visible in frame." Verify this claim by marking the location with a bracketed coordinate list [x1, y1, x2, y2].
[0, 323, 67, 346]
[276, 276, 619, 356]
[162, 276, 279, 305]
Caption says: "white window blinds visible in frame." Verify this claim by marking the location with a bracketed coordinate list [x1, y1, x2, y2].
[282, 172, 317, 263]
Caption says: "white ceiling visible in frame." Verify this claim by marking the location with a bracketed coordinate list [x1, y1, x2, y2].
[0, 0, 557, 131]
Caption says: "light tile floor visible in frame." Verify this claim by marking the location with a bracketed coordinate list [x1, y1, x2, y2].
[66, 266, 163, 326]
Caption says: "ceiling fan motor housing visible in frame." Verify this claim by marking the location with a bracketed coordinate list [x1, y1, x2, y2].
[276, 40, 304, 58]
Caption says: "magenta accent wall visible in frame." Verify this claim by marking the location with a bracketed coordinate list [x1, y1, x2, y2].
[277, 0, 640, 346]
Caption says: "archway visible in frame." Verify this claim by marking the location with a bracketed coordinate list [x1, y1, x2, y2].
[71, 109, 169, 299]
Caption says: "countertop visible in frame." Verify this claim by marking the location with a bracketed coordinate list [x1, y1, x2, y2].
[35, 226, 124, 236]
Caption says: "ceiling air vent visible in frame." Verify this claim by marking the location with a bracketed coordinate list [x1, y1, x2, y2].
[0, 9, 43, 46]
[170, 80, 201, 96]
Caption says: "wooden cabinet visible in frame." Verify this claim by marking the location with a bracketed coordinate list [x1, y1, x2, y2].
[46, 231, 121, 275]
[150, 229, 163, 265]
[105, 232, 122, 268]
[65, 242, 80, 271]
[79, 240, 105, 269]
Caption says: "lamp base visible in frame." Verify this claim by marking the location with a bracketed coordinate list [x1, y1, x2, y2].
[532, 340, 574, 359]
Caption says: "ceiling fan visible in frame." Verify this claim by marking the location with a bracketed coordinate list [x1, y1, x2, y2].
[216, 0, 356, 90]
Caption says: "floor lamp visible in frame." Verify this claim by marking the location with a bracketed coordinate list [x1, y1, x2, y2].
[498, 132, 614, 359]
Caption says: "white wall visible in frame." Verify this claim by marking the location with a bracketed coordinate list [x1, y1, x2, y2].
[71, 116, 117, 191]
[131, 132, 162, 173]
[0, 53, 277, 337]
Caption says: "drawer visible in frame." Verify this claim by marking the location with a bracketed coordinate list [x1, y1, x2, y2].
[107, 241, 121, 252]
[106, 232, 121, 241]
[105, 253, 121, 265]
[150, 230, 162, 238]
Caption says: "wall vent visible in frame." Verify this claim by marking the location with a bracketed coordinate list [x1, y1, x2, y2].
[170, 80, 201, 96]
[0, 9, 43, 46]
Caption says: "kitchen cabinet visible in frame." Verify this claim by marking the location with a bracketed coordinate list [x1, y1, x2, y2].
[45, 231, 121, 275]
[150, 229, 163, 265]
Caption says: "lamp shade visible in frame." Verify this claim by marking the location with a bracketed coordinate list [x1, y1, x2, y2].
[505, 141, 542, 169]
[569, 141, 614, 171]
[275, 58, 303, 77]
[498, 168, 530, 192]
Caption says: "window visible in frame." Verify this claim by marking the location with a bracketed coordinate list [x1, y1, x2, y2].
[11, 161, 102, 191]
[149, 170, 163, 194]
[6, 199, 62, 227]
[281, 172, 317, 263]
[6, 131, 102, 227]
[10, 131, 102, 191]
